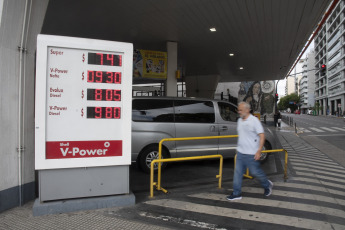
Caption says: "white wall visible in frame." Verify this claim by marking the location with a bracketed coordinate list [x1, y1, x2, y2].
[0, 0, 48, 206]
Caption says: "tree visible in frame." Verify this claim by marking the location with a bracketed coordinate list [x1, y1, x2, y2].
[314, 101, 320, 115]
[277, 93, 300, 111]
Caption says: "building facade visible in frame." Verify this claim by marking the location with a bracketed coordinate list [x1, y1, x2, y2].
[285, 76, 295, 95]
[295, 75, 303, 95]
[299, 51, 316, 113]
[314, 0, 345, 116]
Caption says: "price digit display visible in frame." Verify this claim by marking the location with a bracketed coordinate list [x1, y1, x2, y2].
[87, 71, 121, 84]
[88, 53, 122, 66]
[87, 89, 121, 101]
[87, 107, 121, 119]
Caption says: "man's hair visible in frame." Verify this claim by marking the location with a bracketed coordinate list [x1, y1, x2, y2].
[238, 101, 251, 110]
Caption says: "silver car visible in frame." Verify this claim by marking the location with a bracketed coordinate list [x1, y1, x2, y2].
[132, 97, 276, 173]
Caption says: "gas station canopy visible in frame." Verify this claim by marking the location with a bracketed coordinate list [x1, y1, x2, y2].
[42, 0, 330, 82]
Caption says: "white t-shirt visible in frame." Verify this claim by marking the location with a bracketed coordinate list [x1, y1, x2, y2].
[237, 114, 264, 155]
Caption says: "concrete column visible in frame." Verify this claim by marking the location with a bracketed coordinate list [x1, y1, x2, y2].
[185, 75, 221, 99]
[324, 98, 327, 115]
[0, 0, 4, 25]
[165, 41, 177, 97]
[0, 0, 49, 212]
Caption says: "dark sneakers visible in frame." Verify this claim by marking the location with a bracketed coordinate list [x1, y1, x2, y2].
[264, 180, 273, 197]
[226, 193, 242, 201]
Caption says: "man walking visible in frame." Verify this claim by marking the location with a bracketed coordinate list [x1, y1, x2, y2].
[227, 102, 273, 200]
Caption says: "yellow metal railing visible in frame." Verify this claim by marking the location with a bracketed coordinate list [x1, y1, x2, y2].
[156, 135, 239, 193]
[150, 155, 223, 198]
[150, 135, 288, 198]
[234, 149, 288, 180]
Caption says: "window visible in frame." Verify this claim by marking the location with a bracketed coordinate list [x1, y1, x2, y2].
[218, 102, 238, 122]
[132, 99, 174, 122]
[174, 100, 215, 123]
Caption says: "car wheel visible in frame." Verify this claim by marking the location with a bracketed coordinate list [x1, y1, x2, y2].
[139, 146, 169, 173]
[259, 141, 272, 164]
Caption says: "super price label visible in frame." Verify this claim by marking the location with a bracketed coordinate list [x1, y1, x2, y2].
[46, 140, 122, 159]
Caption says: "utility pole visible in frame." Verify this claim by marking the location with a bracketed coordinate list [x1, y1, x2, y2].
[275, 80, 280, 113]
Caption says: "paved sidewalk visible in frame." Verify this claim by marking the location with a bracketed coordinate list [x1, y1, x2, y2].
[0, 201, 175, 230]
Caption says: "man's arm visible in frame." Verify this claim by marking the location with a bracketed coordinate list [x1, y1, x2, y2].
[254, 133, 265, 161]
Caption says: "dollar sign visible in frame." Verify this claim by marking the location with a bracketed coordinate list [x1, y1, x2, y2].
[82, 71, 84, 80]
[82, 54, 85, 63]
[81, 90, 84, 99]
[81, 108, 84, 117]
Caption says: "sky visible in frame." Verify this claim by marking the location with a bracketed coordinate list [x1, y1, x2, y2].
[277, 41, 315, 97]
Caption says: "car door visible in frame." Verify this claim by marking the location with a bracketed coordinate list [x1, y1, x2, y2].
[174, 100, 219, 157]
[217, 102, 238, 158]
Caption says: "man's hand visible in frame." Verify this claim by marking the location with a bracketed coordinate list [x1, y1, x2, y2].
[254, 150, 261, 161]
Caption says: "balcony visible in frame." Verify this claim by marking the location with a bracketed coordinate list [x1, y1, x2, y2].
[315, 83, 326, 90]
[316, 74, 327, 81]
[328, 52, 342, 67]
[329, 85, 344, 96]
[329, 63, 341, 75]
[329, 73, 343, 85]
[300, 77, 308, 84]
[328, 40, 342, 57]
[328, 30, 341, 47]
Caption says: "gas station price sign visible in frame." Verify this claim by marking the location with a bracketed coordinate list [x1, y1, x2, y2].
[35, 35, 133, 170]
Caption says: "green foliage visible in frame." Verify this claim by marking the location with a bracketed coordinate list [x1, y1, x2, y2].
[314, 101, 320, 115]
[277, 93, 300, 111]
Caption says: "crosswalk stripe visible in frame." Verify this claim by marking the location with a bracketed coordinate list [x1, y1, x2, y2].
[320, 127, 338, 132]
[289, 155, 332, 162]
[291, 150, 328, 155]
[295, 154, 330, 159]
[292, 177, 345, 190]
[290, 159, 344, 169]
[145, 199, 339, 230]
[239, 187, 345, 206]
[332, 127, 345, 131]
[296, 171, 345, 185]
[273, 181, 345, 197]
[289, 154, 334, 162]
[299, 128, 311, 132]
[292, 163, 345, 174]
[189, 192, 345, 219]
[294, 166, 344, 178]
[309, 127, 325, 132]
[289, 148, 323, 153]
[289, 151, 327, 156]
[298, 150, 323, 153]
[289, 155, 336, 164]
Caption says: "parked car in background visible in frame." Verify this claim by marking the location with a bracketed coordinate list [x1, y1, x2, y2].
[132, 97, 277, 173]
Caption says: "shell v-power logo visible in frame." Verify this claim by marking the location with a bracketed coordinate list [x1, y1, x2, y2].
[46, 140, 122, 159]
